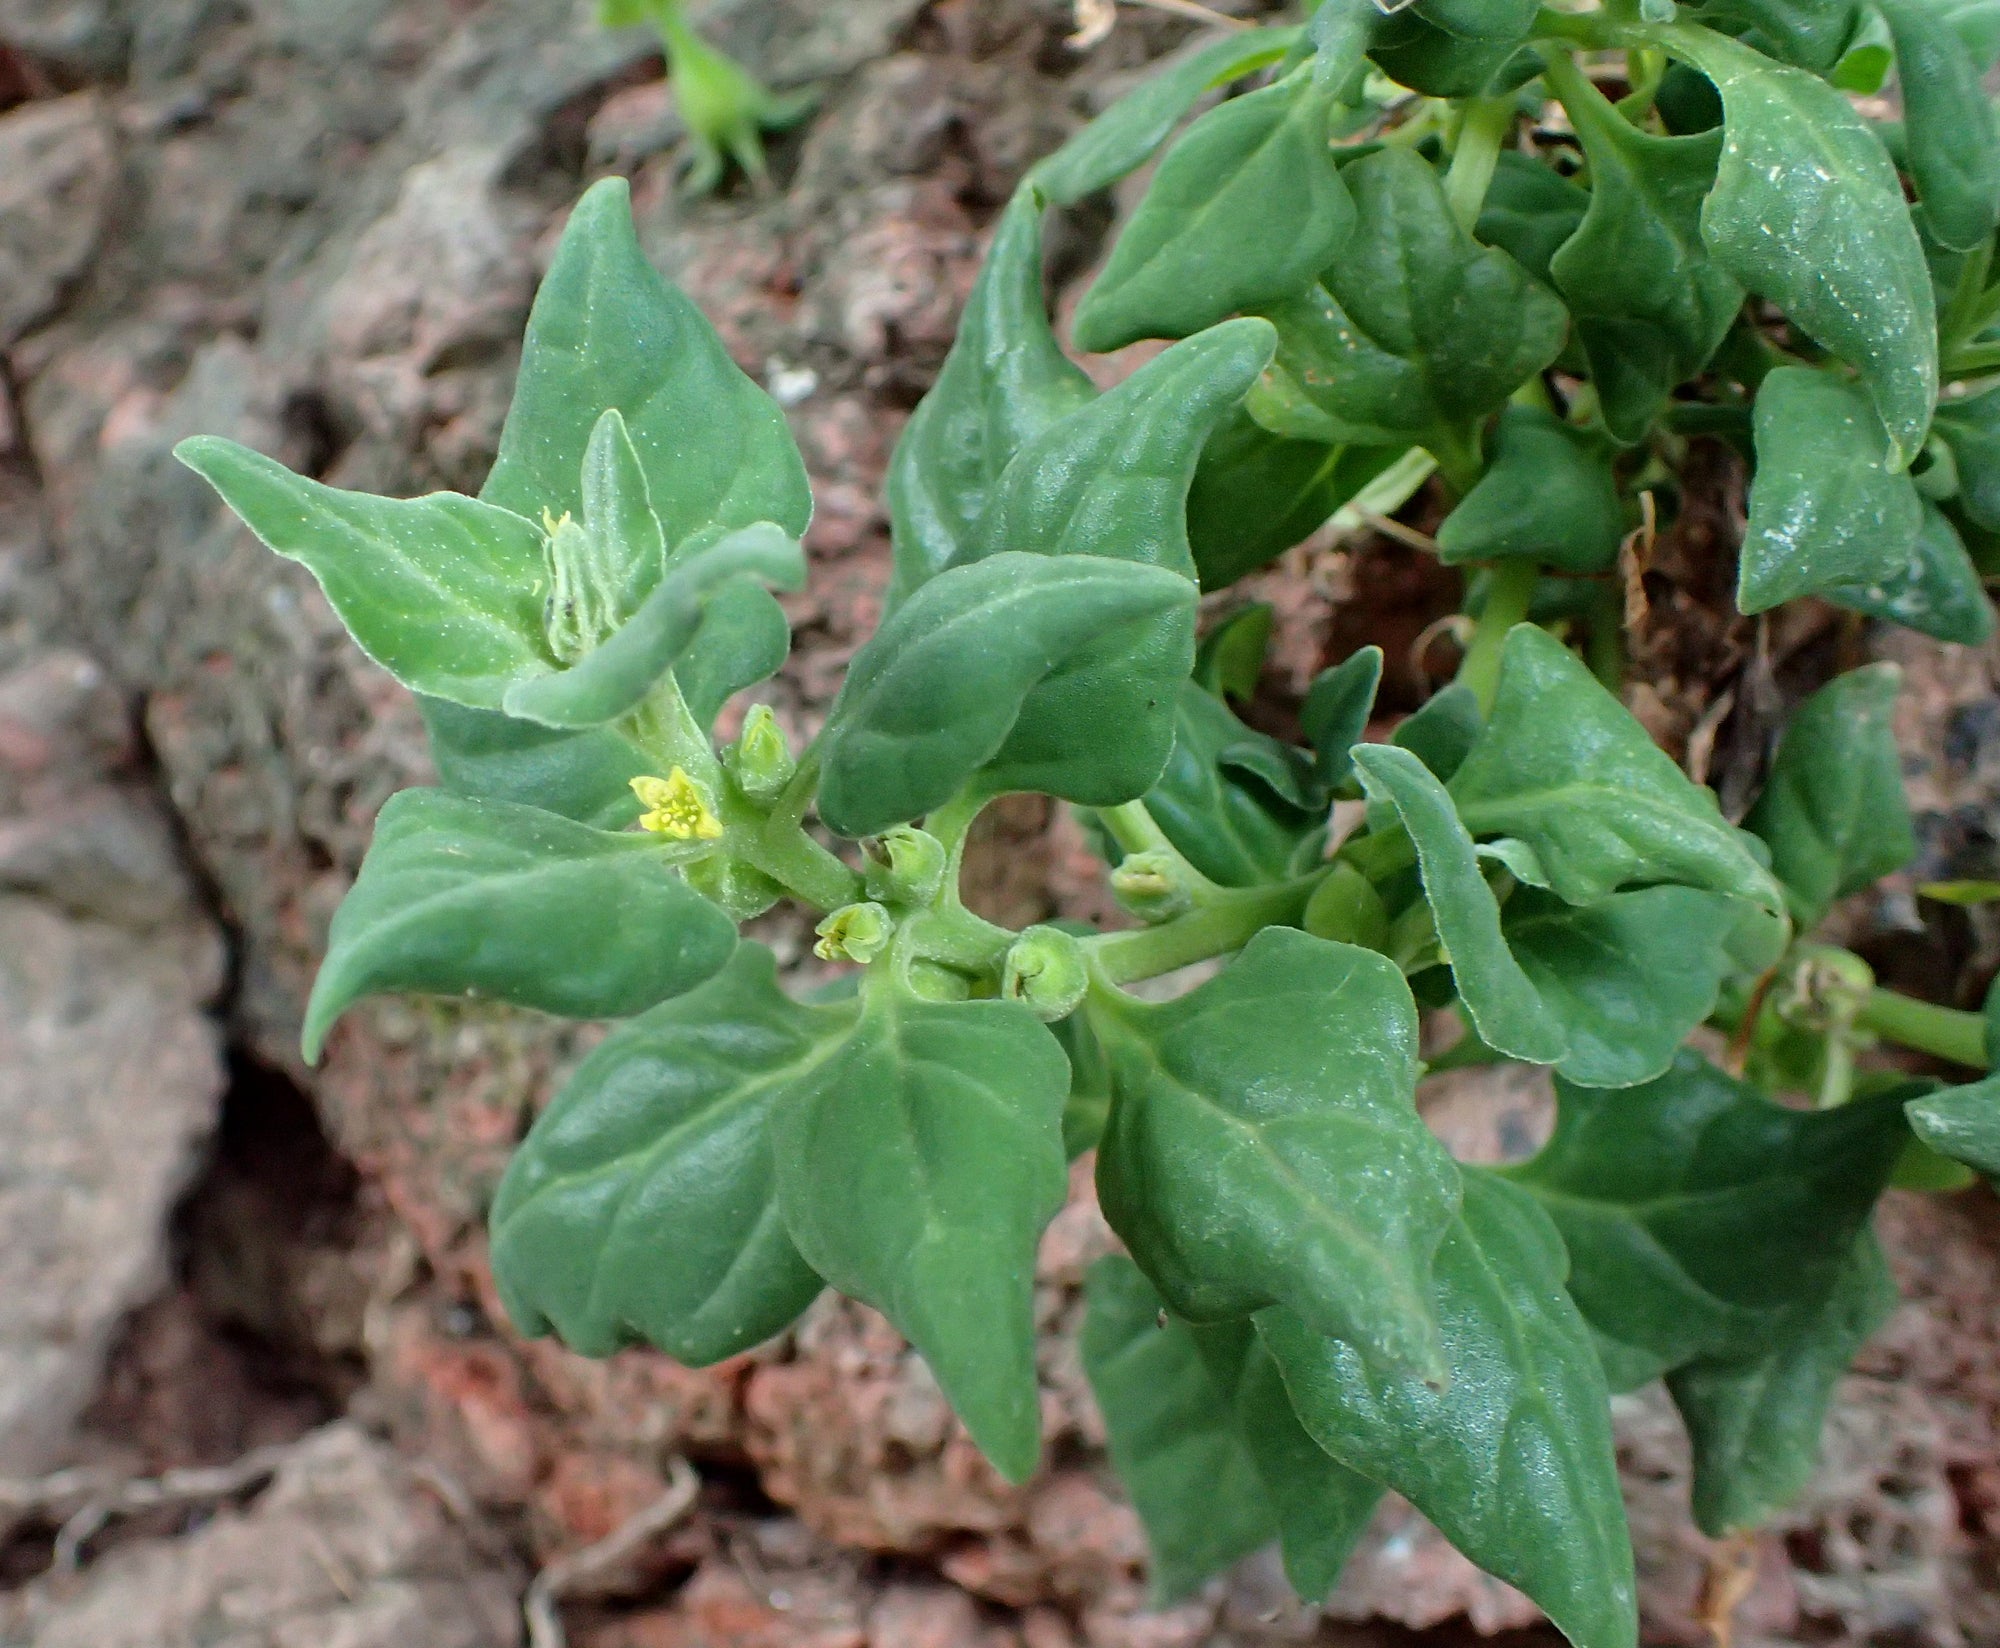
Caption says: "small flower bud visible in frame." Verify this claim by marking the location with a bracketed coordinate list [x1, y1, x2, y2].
[863, 826, 948, 907]
[632, 769, 725, 841]
[726, 704, 795, 806]
[905, 959, 973, 1003]
[815, 902, 893, 965]
[1002, 926, 1090, 1022]
[1304, 863, 1390, 953]
[1110, 850, 1195, 923]
[1773, 946, 1875, 1035]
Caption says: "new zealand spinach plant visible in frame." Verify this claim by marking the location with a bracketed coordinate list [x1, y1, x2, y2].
[178, 2, 2000, 1640]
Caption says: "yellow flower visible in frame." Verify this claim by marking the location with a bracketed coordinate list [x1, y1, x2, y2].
[631, 769, 725, 841]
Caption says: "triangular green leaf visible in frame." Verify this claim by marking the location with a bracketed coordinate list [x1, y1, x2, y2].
[1882, 0, 2000, 252]
[1435, 407, 1626, 573]
[1826, 496, 1996, 645]
[1907, 1072, 2000, 1177]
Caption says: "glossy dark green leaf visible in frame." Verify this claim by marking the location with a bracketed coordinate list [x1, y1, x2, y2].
[1259, 1171, 1638, 1648]
[974, 319, 1277, 581]
[1187, 410, 1402, 589]
[1669, 1231, 1899, 1536]
[1301, 647, 1384, 791]
[1662, 22, 1937, 464]
[1095, 927, 1463, 1379]
[1883, 0, 2000, 250]
[1075, 73, 1353, 354]
[1435, 408, 1625, 574]
[302, 789, 738, 1061]
[1907, 1073, 2000, 1176]
[1082, 1257, 1382, 1605]
[1028, 27, 1303, 206]
[1740, 368, 1922, 612]
[1352, 744, 1569, 1067]
[1934, 383, 2000, 531]
[1689, 0, 1863, 73]
[1827, 496, 1997, 644]
[1449, 626, 1787, 914]
[1145, 683, 1322, 888]
[1504, 888, 1742, 1090]
[489, 945, 830, 1365]
[1510, 1052, 1911, 1391]
[816, 552, 1195, 838]
[771, 990, 1070, 1482]
[501, 523, 804, 728]
[175, 436, 553, 710]
[886, 188, 1095, 605]
[1743, 662, 1915, 927]
[674, 579, 793, 729]
[1475, 152, 1591, 287]
[1252, 149, 1568, 449]
[1544, 61, 1744, 445]
[481, 178, 811, 546]
[418, 698, 648, 830]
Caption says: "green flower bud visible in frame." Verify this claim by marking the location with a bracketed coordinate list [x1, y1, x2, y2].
[815, 901, 893, 965]
[1773, 945, 1876, 1035]
[864, 826, 948, 907]
[1304, 863, 1390, 953]
[905, 959, 973, 1003]
[683, 855, 783, 921]
[726, 704, 795, 805]
[1002, 926, 1090, 1021]
[1110, 850, 1196, 923]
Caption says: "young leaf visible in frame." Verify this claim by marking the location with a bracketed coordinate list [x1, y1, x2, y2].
[1668, 1232, 1900, 1536]
[1503, 887, 1742, 1090]
[175, 437, 553, 710]
[1351, 744, 1570, 1066]
[771, 991, 1070, 1483]
[418, 698, 650, 830]
[501, 523, 804, 729]
[1253, 149, 1568, 450]
[1144, 683, 1323, 888]
[302, 790, 739, 1061]
[1882, 0, 2000, 252]
[1027, 27, 1303, 206]
[1906, 1073, 2000, 1177]
[1074, 72, 1354, 354]
[886, 187, 1095, 605]
[673, 579, 793, 728]
[1301, 646, 1384, 791]
[1082, 1257, 1383, 1605]
[816, 553, 1195, 839]
[1544, 58, 1744, 445]
[1743, 662, 1915, 927]
[1509, 1052, 1913, 1390]
[974, 318, 1277, 581]
[1370, 13, 1541, 98]
[1094, 928, 1464, 1380]
[1740, 367, 1922, 612]
[1392, 682, 1483, 783]
[481, 178, 811, 547]
[1826, 496, 1997, 645]
[1448, 626, 1787, 914]
[1258, 1171, 1639, 1648]
[1434, 408, 1625, 574]
[1687, 0, 1862, 74]
[1476, 151, 1591, 287]
[489, 945, 831, 1365]
[1186, 412, 1403, 589]
[1933, 382, 2000, 531]
[1660, 22, 1938, 464]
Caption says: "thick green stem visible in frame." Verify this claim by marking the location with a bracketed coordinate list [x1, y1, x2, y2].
[1456, 559, 1540, 714]
[1856, 988, 1989, 1069]
[1443, 97, 1514, 233]
[1088, 877, 1317, 986]
[733, 815, 862, 913]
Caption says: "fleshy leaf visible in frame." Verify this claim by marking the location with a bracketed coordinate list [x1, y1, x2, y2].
[1510, 1052, 1912, 1391]
[1740, 367, 1922, 613]
[1825, 496, 1996, 645]
[1906, 1072, 2000, 1177]
[1094, 928, 1463, 1380]
[1882, 0, 2000, 252]
[816, 553, 1195, 838]
[1082, 1256, 1382, 1606]
[1435, 407, 1625, 574]
[1743, 662, 1915, 928]
[302, 789, 738, 1061]
[1259, 1172, 1639, 1648]
[1144, 683, 1323, 888]
[481, 177, 811, 546]
[1476, 150, 1591, 287]
[771, 990, 1070, 1483]
[1074, 72, 1354, 354]
[175, 436, 553, 710]
[1661, 21, 1937, 464]
[490, 945, 830, 1364]
[418, 698, 649, 830]
[1301, 647, 1384, 791]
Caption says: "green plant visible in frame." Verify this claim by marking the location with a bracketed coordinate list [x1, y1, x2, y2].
[176, 2, 2000, 1640]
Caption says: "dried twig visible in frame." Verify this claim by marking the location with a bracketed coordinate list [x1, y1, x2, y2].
[524, 1457, 702, 1648]
[0, 1440, 302, 1573]
[1070, 0, 1253, 50]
